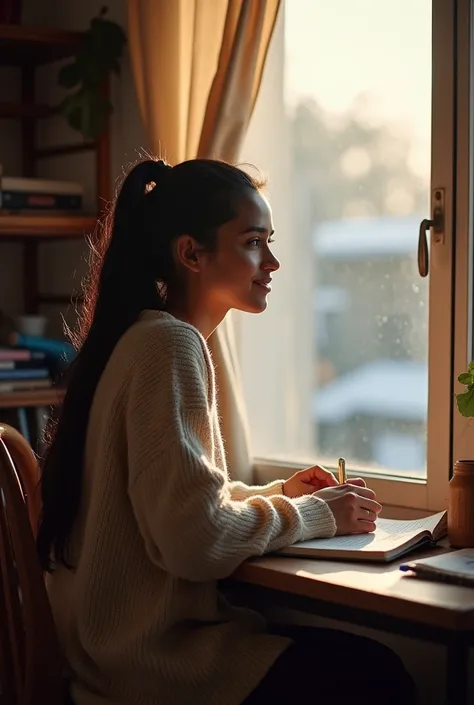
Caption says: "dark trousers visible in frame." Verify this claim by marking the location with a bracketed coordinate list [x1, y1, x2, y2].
[242, 624, 417, 704]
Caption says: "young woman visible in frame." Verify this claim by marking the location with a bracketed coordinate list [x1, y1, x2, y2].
[38, 158, 415, 705]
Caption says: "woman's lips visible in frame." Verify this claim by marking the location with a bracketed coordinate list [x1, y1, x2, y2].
[253, 280, 272, 292]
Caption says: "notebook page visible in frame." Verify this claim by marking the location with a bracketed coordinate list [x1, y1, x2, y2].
[287, 512, 446, 554]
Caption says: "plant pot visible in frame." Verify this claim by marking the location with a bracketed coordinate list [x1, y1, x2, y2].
[448, 459, 474, 548]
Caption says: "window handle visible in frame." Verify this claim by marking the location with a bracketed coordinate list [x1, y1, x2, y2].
[418, 188, 445, 278]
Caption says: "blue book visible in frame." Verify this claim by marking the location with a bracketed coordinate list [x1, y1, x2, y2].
[0, 367, 49, 381]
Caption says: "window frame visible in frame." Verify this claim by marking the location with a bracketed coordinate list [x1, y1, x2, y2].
[452, 0, 474, 467]
[239, 0, 470, 513]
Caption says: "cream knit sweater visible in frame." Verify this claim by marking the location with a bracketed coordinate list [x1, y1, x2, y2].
[47, 310, 336, 705]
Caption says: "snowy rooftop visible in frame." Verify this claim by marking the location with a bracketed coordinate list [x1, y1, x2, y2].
[313, 359, 428, 423]
[314, 215, 421, 259]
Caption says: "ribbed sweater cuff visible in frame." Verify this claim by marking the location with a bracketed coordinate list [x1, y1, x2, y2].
[257, 479, 284, 497]
[294, 495, 337, 540]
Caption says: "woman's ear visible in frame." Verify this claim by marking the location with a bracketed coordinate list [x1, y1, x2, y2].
[174, 235, 202, 272]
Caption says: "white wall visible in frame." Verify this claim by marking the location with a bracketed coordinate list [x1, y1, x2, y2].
[238, 6, 315, 460]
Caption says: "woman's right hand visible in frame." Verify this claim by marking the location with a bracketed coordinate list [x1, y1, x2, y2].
[314, 483, 382, 535]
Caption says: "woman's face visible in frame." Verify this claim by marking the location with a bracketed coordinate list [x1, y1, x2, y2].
[200, 190, 280, 315]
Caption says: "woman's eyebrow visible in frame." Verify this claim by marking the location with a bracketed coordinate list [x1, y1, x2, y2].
[239, 226, 275, 235]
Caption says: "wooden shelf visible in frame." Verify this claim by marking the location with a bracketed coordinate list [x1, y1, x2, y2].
[0, 213, 97, 239]
[0, 25, 83, 66]
[0, 387, 65, 409]
[0, 101, 55, 119]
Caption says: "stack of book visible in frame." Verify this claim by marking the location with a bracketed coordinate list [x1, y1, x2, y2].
[0, 347, 53, 393]
[0, 174, 83, 213]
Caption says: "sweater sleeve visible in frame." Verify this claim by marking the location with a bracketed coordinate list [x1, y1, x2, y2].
[229, 479, 284, 501]
[127, 323, 336, 582]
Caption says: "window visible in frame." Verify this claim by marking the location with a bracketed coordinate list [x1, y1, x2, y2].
[237, 0, 469, 511]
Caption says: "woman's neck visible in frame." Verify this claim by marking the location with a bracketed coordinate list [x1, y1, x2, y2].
[165, 290, 226, 339]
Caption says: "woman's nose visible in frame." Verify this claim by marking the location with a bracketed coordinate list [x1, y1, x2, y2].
[263, 251, 281, 272]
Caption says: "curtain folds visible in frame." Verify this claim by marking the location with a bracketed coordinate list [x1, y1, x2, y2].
[127, 0, 281, 480]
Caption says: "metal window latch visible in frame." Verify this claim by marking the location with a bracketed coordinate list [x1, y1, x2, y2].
[418, 188, 445, 277]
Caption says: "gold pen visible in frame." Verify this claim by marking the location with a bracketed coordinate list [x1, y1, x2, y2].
[338, 457, 346, 484]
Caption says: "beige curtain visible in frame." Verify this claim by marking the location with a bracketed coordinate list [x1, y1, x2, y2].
[127, 0, 281, 482]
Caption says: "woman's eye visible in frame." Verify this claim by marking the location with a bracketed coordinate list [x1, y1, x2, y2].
[247, 237, 275, 247]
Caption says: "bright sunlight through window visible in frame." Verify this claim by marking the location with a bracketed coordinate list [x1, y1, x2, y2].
[238, 0, 431, 481]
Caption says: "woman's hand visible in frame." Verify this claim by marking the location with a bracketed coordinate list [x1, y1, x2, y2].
[283, 465, 368, 497]
[314, 484, 382, 535]
[283, 465, 338, 498]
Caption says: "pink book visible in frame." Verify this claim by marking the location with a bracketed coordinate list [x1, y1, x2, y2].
[0, 348, 32, 361]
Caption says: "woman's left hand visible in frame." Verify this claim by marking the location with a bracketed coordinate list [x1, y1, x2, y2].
[283, 465, 338, 498]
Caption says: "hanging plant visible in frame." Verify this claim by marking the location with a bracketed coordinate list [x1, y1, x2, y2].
[58, 6, 127, 140]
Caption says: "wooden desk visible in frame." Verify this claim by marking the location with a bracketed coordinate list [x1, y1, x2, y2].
[231, 545, 474, 705]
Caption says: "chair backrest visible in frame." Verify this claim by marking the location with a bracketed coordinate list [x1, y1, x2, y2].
[0, 425, 41, 539]
[0, 437, 64, 705]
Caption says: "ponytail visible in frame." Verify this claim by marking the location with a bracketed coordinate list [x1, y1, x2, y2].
[37, 159, 170, 571]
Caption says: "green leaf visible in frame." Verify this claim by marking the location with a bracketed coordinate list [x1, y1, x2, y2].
[456, 388, 474, 417]
[75, 50, 103, 86]
[58, 62, 81, 89]
[90, 16, 126, 58]
[458, 372, 472, 385]
[83, 91, 112, 139]
[59, 91, 88, 132]
[56, 11, 125, 139]
[468, 360, 474, 374]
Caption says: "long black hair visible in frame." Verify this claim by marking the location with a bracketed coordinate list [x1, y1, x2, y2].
[37, 157, 264, 572]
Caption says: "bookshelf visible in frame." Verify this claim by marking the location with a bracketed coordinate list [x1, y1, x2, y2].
[0, 388, 65, 409]
[0, 24, 83, 65]
[0, 213, 97, 238]
[0, 24, 110, 419]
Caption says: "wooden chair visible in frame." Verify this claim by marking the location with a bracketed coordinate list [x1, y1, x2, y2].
[0, 436, 65, 705]
[0, 424, 41, 538]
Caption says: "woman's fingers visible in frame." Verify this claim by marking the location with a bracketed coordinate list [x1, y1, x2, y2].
[343, 484, 378, 502]
[353, 498, 382, 532]
[314, 483, 382, 536]
[353, 519, 377, 533]
[359, 496, 382, 515]
[346, 477, 366, 487]
[303, 465, 338, 487]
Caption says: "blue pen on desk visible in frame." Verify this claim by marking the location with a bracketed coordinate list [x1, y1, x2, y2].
[399, 563, 419, 574]
[399, 563, 439, 582]
[399, 562, 474, 586]
[400, 562, 441, 576]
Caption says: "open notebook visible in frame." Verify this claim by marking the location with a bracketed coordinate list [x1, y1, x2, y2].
[275, 511, 447, 563]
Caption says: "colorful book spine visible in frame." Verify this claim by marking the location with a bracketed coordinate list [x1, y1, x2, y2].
[0, 368, 49, 380]
[0, 348, 46, 362]
[0, 191, 82, 211]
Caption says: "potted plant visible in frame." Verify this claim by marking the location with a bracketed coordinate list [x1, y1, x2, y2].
[455, 361, 474, 417]
[450, 362, 474, 547]
[58, 6, 127, 140]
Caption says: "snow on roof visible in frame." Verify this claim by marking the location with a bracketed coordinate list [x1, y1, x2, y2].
[313, 358, 427, 423]
[313, 215, 421, 259]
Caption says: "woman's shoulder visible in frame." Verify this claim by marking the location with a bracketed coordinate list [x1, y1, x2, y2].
[138, 309, 205, 348]
[118, 310, 209, 372]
